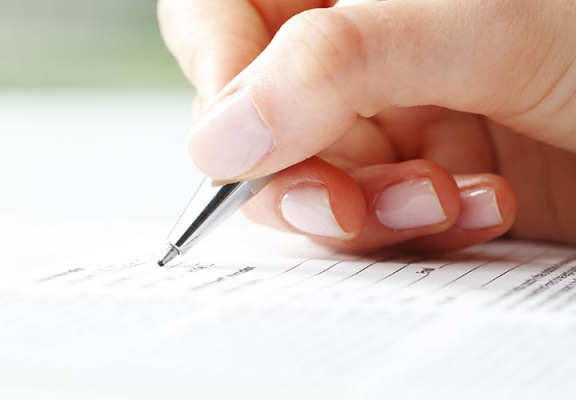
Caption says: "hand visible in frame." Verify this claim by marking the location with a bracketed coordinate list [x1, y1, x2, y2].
[159, 0, 576, 251]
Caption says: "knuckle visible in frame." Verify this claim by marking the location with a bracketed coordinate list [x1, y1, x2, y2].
[277, 9, 367, 104]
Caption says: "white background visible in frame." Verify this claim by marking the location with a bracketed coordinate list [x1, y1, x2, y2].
[0, 91, 203, 271]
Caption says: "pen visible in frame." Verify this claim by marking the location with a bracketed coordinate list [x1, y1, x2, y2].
[157, 0, 380, 267]
[158, 175, 272, 266]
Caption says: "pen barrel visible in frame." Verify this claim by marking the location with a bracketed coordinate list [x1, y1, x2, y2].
[166, 175, 273, 255]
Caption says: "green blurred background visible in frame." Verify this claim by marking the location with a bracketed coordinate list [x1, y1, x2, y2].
[0, 0, 189, 90]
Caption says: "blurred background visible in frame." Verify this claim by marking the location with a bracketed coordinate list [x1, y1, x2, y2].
[0, 0, 202, 270]
[0, 0, 188, 90]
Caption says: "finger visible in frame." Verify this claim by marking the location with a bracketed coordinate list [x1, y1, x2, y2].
[188, 0, 576, 181]
[328, 160, 461, 251]
[243, 157, 367, 239]
[373, 107, 497, 174]
[319, 106, 496, 174]
[244, 159, 462, 251]
[158, 0, 268, 100]
[158, 0, 330, 101]
[317, 116, 397, 171]
[395, 174, 517, 252]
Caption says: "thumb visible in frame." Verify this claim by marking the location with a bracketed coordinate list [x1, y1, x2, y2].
[188, 0, 576, 181]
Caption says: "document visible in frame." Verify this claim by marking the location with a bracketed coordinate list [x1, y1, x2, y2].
[1, 216, 576, 400]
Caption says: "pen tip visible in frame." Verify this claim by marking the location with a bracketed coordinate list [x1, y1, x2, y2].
[158, 245, 179, 267]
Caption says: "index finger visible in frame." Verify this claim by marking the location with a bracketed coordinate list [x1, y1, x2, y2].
[158, 0, 331, 100]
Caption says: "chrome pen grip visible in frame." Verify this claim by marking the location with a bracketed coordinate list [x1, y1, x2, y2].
[166, 175, 273, 255]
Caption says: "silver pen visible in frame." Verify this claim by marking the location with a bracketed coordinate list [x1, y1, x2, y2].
[158, 175, 273, 266]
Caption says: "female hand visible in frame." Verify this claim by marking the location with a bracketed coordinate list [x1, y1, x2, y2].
[159, 0, 576, 251]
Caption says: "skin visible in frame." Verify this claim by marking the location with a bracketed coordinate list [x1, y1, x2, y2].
[158, 0, 576, 252]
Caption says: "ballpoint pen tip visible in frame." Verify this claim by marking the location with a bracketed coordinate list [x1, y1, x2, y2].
[158, 245, 179, 267]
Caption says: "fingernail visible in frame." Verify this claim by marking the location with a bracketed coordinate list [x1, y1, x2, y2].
[375, 178, 447, 230]
[457, 187, 503, 230]
[188, 92, 274, 180]
[280, 185, 349, 238]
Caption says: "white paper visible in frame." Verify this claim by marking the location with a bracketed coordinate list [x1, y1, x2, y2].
[1, 217, 576, 400]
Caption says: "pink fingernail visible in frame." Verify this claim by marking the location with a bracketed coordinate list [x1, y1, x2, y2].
[188, 92, 274, 180]
[281, 186, 349, 238]
[457, 187, 503, 230]
[375, 178, 447, 230]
